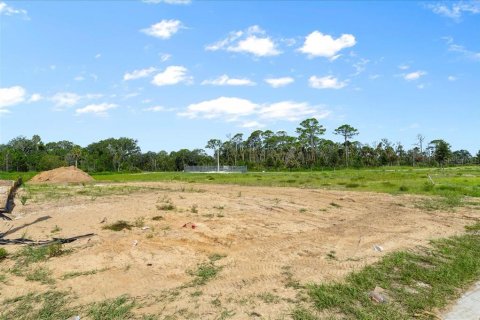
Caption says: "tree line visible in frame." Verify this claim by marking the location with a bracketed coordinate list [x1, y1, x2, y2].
[0, 118, 479, 172]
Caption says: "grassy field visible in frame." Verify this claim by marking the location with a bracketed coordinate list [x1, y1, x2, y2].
[90, 166, 480, 199]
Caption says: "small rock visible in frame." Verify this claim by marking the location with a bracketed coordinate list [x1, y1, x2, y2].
[132, 240, 138, 247]
[100, 217, 107, 224]
[141, 226, 150, 230]
[369, 286, 388, 303]
[373, 245, 384, 252]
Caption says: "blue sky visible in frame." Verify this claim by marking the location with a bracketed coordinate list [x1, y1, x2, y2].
[1, 0, 479, 153]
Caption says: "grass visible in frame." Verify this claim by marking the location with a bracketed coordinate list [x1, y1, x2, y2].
[61, 268, 108, 280]
[14, 243, 66, 266]
[26, 267, 55, 285]
[88, 295, 135, 320]
[102, 220, 133, 231]
[0, 248, 7, 261]
[293, 229, 480, 319]
[89, 166, 480, 199]
[0, 291, 77, 320]
[189, 256, 225, 286]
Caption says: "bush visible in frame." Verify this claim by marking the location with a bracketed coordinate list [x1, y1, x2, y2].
[0, 248, 8, 261]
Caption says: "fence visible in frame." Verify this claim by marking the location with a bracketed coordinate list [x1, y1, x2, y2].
[184, 165, 247, 173]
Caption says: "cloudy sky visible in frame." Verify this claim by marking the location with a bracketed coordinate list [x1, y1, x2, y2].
[1, 0, 479, 153]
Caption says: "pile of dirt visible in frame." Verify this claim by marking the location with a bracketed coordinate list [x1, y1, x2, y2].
[30, 166, 94, 184]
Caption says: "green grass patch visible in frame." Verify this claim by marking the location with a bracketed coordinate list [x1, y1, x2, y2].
[189, 261, 223, 286]
[102, 220, 133, 231]
[0, 248, 8, 261]
[87, 295, 135, 320]
[301, 230, 480, 319]
[61, 268, 109, 280]
[14, 243, 67, 266]
[25, 267, 55, 285]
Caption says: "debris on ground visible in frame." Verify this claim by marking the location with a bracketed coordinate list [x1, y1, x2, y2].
[182, 222, 196, 229]
[369, 286, 388, 303]
[373, 245, 384, 252]
[0, 233, 95, 246]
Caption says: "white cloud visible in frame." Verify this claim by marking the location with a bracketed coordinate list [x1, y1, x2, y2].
[352, 58, 369, 76]
[264, 77, 294, 88]
[151, 65, 191, 86]
[241, 121, 265, 128]
[178, 96, 331, 124]
[445, 38, 480, 61]
[95, 53, 102, 59]
[0, 1, 27, 17]
[299, 31, 356, 59]
[206, 25, 281, 57]
[403, 70, 427, 81]
[123, 67, 157, 81]
[259, 101, 330, 121]
[141, 19, 183, 39]
[50, 92, 102, 110]
[179, 97, 258, 120]
[143, 105, 175, 112]
[448, 75, 458, 81]
[201, 75, 256, 86]
[75, 103, 117, 116]
[309, 75, 347, 89]
[160, 53, 171, 62]
[74, 75, 85, 81]
[426, 1, 480, 21]
[143, 0, 191, 4]
[369, 74, 381, 80]
[417, 83, 426, 89]
[28, 93, 43, 103]
[0, 86, 26, 113]
[51, 92, 82, 108]
[398, 64, 410, 70]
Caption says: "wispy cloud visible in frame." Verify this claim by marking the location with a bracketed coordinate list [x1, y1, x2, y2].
[426, 1, 480, 21]
[51, 92, 103, 110]
[201, 75, 256, 86]
[123, 67, 157, 81]
[141, 19, 184, 39]
[206, 25, 281, 57]
[0, 1, 28, 18]
[75, 103, 118, 117]
[264, 77, 294, 88]
[309, 75, 348, 89]
[444, 36, 480, 61]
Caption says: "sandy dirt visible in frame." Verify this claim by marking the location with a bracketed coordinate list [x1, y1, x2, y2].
[1, 181, 479, 319]
[29, 166, 94, 184]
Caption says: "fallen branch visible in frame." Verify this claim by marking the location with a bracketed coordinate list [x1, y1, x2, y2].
[0, 233, 95, 246]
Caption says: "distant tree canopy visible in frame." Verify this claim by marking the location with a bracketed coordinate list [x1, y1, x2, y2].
[0, 118, 477, 172]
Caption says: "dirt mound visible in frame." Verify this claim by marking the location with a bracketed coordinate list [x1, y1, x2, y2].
[30, 166, 94, 184]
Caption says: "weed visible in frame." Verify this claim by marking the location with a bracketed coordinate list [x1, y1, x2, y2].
[20, 195, 28, 205]
[62, 268, 108, 280]
[14, 243, 66, 266]
[326, 250, 337, 260]
[346, 183, 360, 188]
[190, 290, 203, 297]
[291, 308, 317, 320]
[88, 295, 135, 320]
[465, 222, 480, 232]
[189, 262, 222, 286]
[257, 292, 280, 304]
[152, 215, 164, 221]
[26, 267, 55, 285]
[51, 225, 61, 233]
[134, 217, 145, 228]
[156, 203, 175, 211]
[0, 248, 7, 261]
[399, 185, 409, 191]
[211, 297, 221, 307]
[213, 205, 225, 210]
[209, 253, 226, 262]
[299, 208, 307, 213]
[329, 202, 341, 208]
[102, 220, 132, 231]
[191, 204, 198, 213]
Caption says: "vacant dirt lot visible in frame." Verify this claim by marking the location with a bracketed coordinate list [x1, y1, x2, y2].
[1, 182, 479, 319]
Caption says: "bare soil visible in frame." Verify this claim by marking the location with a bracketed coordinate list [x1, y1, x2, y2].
[29, 166, 94, 184]
[1, 181, 479, 319]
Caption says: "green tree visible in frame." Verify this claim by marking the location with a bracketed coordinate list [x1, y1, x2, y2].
[430, 140, 451, 166]
[334, 124, 359, 167]
[296, 118, 325, 165]
[206, 139, 222, 172]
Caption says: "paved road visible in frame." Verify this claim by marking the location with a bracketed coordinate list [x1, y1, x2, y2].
[444, 282, 480, 320]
